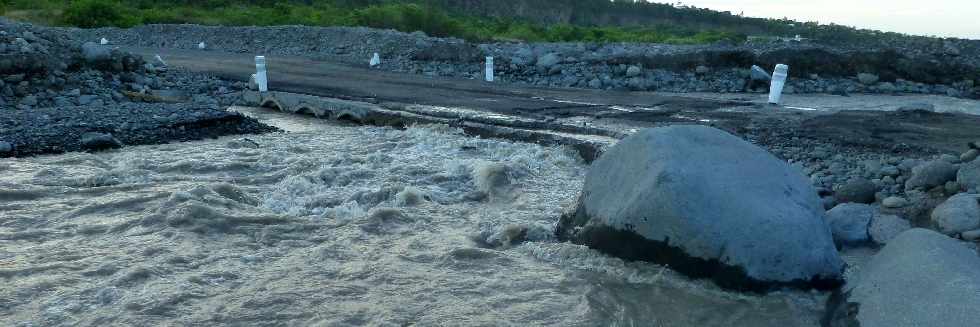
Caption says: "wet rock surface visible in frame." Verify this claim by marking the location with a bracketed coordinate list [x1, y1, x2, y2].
[825, 228, 980, 327]
[557, 125, 844, 292]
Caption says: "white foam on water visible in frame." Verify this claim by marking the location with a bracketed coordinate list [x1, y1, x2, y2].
[0, 119, 829, 326]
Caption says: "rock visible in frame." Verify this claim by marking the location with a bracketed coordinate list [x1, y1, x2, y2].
[695, 65, 710, 74]
[962, 229, 980, 241]
[81, 42, 112, 63]
[957, 157, 980, 190]
[940, 153, 959, 163]
[78, 95, 98, 105]
[882, 196, 909, 208]
[80, 132, 123, 151]
[535, 53, 560, 70]
[825, 203, 873, 246]
[825, 229, 980, 327]
[931, 193, 980, 235]
[750, 65, 771, 81]
[857, 73, 879, 85]
[0, 141, 12, 154]
[960, 149, 979, 163]
[20, 95, 38, 106]
[835, 178, 876, 204]
[877, 82, 896, 93]
[625, 65, 642, 77]
[879, 165, 900, 176]
[556, 125, 843, 292]
[868, 214, 911, 245]
[897, 102, 936, 113]
[905, 160, 957, 190]
[587, 78, 602, 89]
[945, 181, 962, 194]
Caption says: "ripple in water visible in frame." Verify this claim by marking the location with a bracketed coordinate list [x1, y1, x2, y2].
[0, 112, 830, 326]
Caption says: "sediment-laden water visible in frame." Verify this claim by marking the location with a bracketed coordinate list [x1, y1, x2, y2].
[1, 109, 834, 326]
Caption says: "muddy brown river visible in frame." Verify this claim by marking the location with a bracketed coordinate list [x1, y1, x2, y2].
[0, 107, 881, 326]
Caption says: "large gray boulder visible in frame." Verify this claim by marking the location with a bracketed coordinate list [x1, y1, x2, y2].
[957, 158, 980, 191]
[81, 42, 112, 63]
[557, 126, 844, 292]
[825, 229, 980, 327]
[824, 203, 873, 246]
[905, 160, 957, 190]
[930, 193, 980, 235]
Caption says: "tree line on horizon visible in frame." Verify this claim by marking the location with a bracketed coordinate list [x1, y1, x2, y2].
[0, 0, 942, 46]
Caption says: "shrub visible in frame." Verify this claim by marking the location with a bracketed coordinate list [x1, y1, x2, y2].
[61, 0, 141, 28]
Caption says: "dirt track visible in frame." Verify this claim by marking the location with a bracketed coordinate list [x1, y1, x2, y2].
[129, 47, 980, 154]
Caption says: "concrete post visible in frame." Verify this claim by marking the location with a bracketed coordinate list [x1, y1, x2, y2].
[255, 56, 268, 92]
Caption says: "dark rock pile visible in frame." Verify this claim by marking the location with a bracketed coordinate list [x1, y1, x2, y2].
[0, 19, 275, 157]
[72, 24, 980, 98]
[0, 103, 277, 157]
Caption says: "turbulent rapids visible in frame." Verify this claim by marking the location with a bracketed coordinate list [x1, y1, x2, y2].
[0, 109, 832, 326]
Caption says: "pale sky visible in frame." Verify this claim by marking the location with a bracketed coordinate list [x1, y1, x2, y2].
[676, 0, 980, 39]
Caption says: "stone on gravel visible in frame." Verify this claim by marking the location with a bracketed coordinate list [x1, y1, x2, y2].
[957, 157, 980, 190]
[80, 132, 123, 151]
[750, 65, 771, 81]
[81, 42, 112, 63]
[868, 214, 911, 245]
[905, 160, 957, 190]
[881, 196, 909, 208]
[0, 141, 12, 154]
[825, 229, 980, 327]
[556, 125, 843, 292]
[857, 73, 879, 85]
[931, 193, 980, 235]
[626, 65, 642, 77]
[835, 178, 877, 204]
[535, 53, 560, 70]
[960, 149, 979, 163]
[825, 203, 873, 246]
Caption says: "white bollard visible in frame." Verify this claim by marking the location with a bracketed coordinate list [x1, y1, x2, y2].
[100, 38, 109, 45]
[768, 64, 789, 105]
[485, 56, 494, 82]
[255, 56, 268, 92]
[198, 42, 206, 50]
[370, 53, 381, 67]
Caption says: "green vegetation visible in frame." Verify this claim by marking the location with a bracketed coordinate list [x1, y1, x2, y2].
[0, 0, 904, 46]
[0, 0, 746, 44]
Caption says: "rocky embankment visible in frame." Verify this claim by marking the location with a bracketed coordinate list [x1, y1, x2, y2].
[0, 19, 275, 157]
[74, 24, 980, 98]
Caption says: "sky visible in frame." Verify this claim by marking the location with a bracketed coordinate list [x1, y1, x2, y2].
[676, 0, 980, 39]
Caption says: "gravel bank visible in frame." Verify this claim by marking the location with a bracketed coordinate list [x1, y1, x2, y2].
[0, 103, 277, 157]
[71, 24, 980, 98]
[0, 19, 275, 157]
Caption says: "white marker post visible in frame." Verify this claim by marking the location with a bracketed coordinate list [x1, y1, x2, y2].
[485, 56, 494, 82]
[768, 64, 789, 105]
[255, 56, 269, 92]
[100, 38, 109, 45]
[370, 53, 381, 67]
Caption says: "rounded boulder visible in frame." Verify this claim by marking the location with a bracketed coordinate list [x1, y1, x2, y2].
[557, 126, 844, 292]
